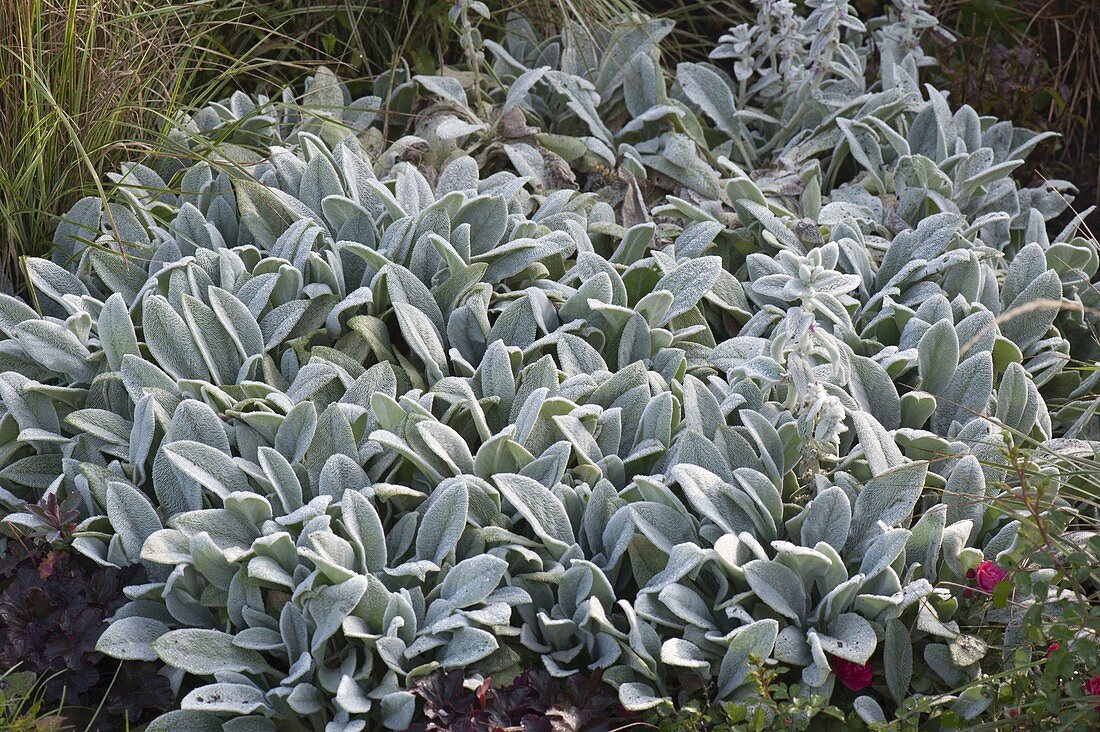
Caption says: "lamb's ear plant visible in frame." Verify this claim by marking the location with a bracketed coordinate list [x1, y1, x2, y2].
[1, 1, 1098, 730]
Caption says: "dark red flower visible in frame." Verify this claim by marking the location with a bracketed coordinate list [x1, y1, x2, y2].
[1007, 708, 1019, 719]
[830, 656, 873, 691]
[1045, 642, 1060, 658]
[974, 561, 1010, 594]
[1084, 676, 1100, 711]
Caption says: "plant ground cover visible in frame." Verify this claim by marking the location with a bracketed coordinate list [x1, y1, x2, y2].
[0, 0, 700, 295]
[1, 0, 1099, 730]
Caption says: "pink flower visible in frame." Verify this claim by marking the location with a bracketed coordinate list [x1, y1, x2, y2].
[1084, 676, 1100, 712]
[1045, 642, 1060, 658]
[974, 561, 1010, 594]
[830, 656, 873, 691]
